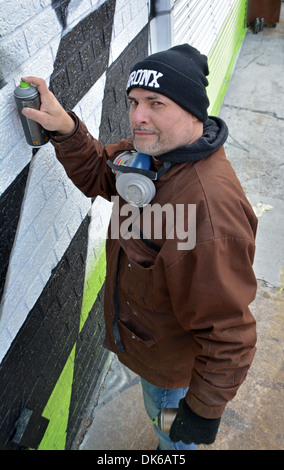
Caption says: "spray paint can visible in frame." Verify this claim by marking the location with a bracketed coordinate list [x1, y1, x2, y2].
[14, 81, 50, 147]
[152, 408, 177, 433]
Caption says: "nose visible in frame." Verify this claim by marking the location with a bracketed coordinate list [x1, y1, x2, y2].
[131, 103, 150, 126]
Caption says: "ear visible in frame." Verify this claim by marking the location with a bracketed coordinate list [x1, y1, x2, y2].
[191, 114, 199, 122]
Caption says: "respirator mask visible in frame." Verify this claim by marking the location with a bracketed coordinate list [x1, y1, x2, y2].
[107, 151, 173, 207]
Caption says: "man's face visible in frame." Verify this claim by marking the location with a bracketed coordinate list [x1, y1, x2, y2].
[128, 88, 202, 157]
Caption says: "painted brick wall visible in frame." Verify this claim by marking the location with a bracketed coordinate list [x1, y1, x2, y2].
[0, 0, 150, 450]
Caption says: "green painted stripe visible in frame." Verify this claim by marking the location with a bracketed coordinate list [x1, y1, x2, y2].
[36, 245, 107, 450]
[79, 245, 107, 333]
[207, 0, 247, 116]
[37, 345, 76, 450]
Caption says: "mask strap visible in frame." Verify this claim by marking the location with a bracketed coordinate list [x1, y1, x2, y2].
[107, 160, 173, 181]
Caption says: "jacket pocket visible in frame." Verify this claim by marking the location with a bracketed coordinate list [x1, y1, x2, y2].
[118, 319, 158, 351]
[118, 255, 154, 311]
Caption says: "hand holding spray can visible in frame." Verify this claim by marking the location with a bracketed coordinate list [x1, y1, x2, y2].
[152, 408, 178, 433]
[14, 81, 50, 147]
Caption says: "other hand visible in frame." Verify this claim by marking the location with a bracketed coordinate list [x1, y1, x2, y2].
[169, 398, 221, 445]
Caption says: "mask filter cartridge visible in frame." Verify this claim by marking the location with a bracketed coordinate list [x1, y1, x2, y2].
[113, 152, 156, 207]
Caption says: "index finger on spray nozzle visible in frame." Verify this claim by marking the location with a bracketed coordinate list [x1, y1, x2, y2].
[21, 77, 36, 86]
[21, 77, 48, 95]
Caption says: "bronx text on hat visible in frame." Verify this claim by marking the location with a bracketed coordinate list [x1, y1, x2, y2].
[127, 69, 164, 90]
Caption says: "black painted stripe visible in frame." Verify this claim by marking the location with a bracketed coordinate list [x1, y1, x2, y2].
[0, 215, 90, 449]
[50, 0, 117, 110]
[0, 164, 30, 302]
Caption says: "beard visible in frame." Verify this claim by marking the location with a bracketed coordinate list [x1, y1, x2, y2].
[132, 127, 164, 156]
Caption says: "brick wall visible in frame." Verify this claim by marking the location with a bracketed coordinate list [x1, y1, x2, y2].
[0, 0, 149, 450]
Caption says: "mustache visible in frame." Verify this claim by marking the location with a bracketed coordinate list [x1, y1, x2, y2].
[133, 126, 157, 134]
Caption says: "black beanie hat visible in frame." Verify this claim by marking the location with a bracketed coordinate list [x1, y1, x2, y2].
[126, 44, 210, 122]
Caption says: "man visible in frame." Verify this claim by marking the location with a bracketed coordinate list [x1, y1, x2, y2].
[22, 44, 258, 450]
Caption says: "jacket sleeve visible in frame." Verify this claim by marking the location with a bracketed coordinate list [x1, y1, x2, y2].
[51, 112, 134, 200]
[165, 236, 257, 419]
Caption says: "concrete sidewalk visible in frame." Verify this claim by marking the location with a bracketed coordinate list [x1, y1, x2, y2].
[74, 8, 284, 451]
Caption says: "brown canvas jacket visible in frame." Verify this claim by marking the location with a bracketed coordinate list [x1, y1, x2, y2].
[51, 113, 258, 419]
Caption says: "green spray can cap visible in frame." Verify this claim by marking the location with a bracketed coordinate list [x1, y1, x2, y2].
[20, 80, 30, 88]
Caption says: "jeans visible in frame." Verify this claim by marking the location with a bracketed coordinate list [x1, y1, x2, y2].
[140, 378, 197, 451]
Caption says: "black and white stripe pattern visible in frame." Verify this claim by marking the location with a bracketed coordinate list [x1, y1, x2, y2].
[0, 0, 149, 449]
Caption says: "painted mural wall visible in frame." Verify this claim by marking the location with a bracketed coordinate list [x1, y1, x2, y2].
[0, 0, 150, 450]
[0, 0, 248, 451]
